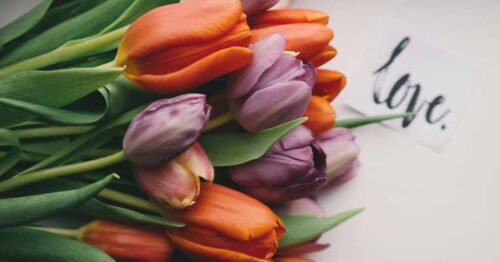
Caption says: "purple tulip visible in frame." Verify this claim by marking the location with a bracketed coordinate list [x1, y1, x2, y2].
[228, 34, 315, 131]
[123, 94, 211, 167]
[242, 0, 280, 16]
[315, 128, 361, 186]
[229, 126, 327, 203]
[275, 198, 330, 256]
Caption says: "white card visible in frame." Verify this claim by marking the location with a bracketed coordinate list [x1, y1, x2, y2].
[345, 29, 476, 152]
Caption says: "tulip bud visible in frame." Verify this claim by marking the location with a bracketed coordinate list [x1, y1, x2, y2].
[313, 69, 346, 102]
[304, 96, 336, 134]
[123, 94, 211, 167]
[134, 143, 214, 209]
[270, 0, 291, 10]
[229, 126, 327, 203]
[116, 0, 254, 94]
[228, 34, 315, 131]
[315, 128, 361, 186]
[166, 183, 286, 261]
[242, 0, 280, 16]
[79, 220, 173, 262]
[275, 198, 330, 256]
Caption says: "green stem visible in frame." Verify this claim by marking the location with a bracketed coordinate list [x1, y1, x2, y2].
[0, 151, 126, 193]
[203, 111, 234, 132]
[0, 26, 129, 76]
[12, 126, 94, 139]
[25, 226, 79, 238]
[98, 187, 162, 214]
[335, 112, 416, 129]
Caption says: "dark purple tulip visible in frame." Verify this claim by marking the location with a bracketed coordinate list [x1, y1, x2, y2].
[242, 0, 280, 16]
[123, 94, 211, 167]
[228, 34, 315, 131]
[315, 128, 361, 186]
[229, 126, 327, 203]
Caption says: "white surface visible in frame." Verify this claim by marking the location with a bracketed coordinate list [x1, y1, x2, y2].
[1, 1, 500, 261]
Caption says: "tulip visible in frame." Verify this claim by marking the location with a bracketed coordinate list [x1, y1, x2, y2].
[304, 96, 336, 134]
[315, 128, 361, 186]
[166, 183, 286, 262]
[274, 198, 329, 256]
[242, 0, 280, 16]
[275, 257, 314, 262]
[250, 9, 335, 67]
[270, 0, 291, 10]
[134, 143, 214, 209]
[229, 126, 327, 203]
[313, 69, 347, 102]
[123, 94, 211, 167]
[116, 0, 254, 94]
[228, 34, 315, 131]
[79, 220, 173, 262]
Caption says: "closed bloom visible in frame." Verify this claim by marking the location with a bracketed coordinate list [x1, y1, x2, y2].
[166, 183, 286, 262]
[242, 0, 279, 16]
[123, 94, 211, 167]
[250, 9, 335, 67]
[134, 143, 214, 209]
[313, 69, 347, 102]
[79, 220, 173, 262]
[315, 128, 361, 186]
[275, 198, 330, 256]
[116, 0, 254, 94]
[229, 126, 327, 203]
[304, 96, 336, 134]
[228, 34, 315, 131]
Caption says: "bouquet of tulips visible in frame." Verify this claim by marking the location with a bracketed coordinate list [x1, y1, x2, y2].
[0, 0, 409, 261]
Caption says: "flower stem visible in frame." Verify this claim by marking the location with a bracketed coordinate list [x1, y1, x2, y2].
[0, 151, 126, 193]
[25, 226, 79, 238]
[12, 125, 94, 139]
[97, 187, 162, 214]
[203, 111, 234, 132]
[0, 26, 129, 76]
[335, 112, 416, 129]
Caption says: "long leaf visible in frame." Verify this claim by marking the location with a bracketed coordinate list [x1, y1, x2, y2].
[0, 129, 21, 177]
[199, 118, 306, 167]
[279, 208, 364, 248]
[0, 67, 123, 127]
[0, 0, 52, 49]
[0, 227, 114, 262]
[0, 174, 114, 228]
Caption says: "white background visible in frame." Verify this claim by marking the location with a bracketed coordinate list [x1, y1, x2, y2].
[2, 1, 500, 261]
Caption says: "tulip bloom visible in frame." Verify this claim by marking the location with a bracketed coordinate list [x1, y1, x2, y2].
[304, 96, 336, 134]
[242, 0, 279, 16]
[116, 0, 254, 94]
[229, 126, 327, 203]
[315, 128, 361, 186]
[134, 143, 214, 209]
[166, 183, 285, 262]
[250, 9, 335, 67]
[80, 220, 173, 262]
[123, 94, 211, 167]
[313, 69, 347, 102]
[228, 34, 315, 131]
[275, 198, 330, 256]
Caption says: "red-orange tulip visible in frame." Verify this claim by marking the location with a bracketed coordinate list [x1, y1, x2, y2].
[116, 0, 254, 94]
[166, 183, 286, 262]
[313, 69, 347, 102]
[304, 96, 336, 134]
[250, 9, 334, 67]
[274, 257, 313, 262]
[80, 220, 173, 262]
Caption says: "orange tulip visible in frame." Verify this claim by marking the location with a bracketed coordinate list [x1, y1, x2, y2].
[313, 69, 347, 102]
[80, 220, 173, 262]
[304, 96, 336, 134]
[116, 0, 254, 94]
[275, 257, 314, 262]
[250, 9, 334, 67]
[166, 183, 286, 262]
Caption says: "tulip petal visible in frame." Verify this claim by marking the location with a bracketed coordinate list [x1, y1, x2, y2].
[274, 198, 325, 218]
[250, 9, 329, 28]
[275, 257, 314, 262]
[278, 242, 330, 256]
[251, 23, 334, 60]
[243, 0, 280, 16]
[309, 45, 338, 67]
[125, 47, 254, 94]
[176, 143, 215, 183]
[304, 96, 336, 134]
[313, 69, 346, 101]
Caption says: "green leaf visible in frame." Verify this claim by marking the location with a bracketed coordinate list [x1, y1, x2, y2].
[0, 227, 114, 262]
[199, 118, 306, 167]
[77, 199, 184, 228]
[335, 112, 415, 128]
[279, 208, 364, 248]
[0, 0, 52, 49]
[0, 174, 114, 228]
[0, 0, 132, 67]
[0, 67, 123, 127]
[0, 129, 21, 176]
